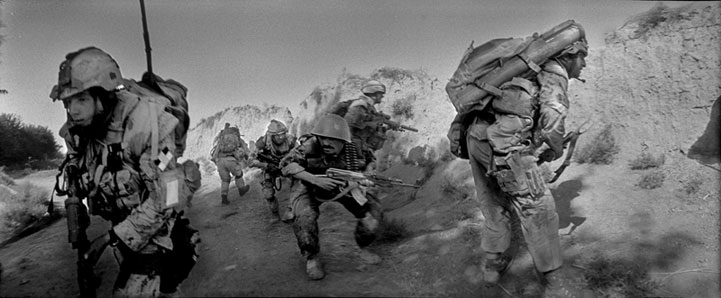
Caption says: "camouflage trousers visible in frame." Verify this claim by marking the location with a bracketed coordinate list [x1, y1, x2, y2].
[287, 183, 383, 259]
[467, 136, 562, 273]
[215, 156, 246, 196]
[260, 171, 282, 215]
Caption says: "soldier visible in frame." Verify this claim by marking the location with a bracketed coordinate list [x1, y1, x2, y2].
[211, 122, 250, 205]
[249, 119, 297, 224]
[51, 47, 200, 297]
[279, 114, 383, 280]
[343, 80, 389, 170]
[464, 40, 589, 296]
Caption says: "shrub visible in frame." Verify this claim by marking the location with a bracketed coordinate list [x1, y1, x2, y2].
[575, 124, 619, 165]
[0, 182, 50, 233]
[373, 67, 415, 83]
[584, 255, 659, 297]
[628, 152, 665, 170]
[391, 95, 415, 120]
[683, 177, 703, 195]
[374, 217, 410, 244]
[637, 170, 665, 190]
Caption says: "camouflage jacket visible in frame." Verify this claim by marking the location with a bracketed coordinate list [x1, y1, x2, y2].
[60, 82, 185, 254]
[533, 60, 570, 156]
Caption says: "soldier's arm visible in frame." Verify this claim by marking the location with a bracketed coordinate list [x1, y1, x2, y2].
[112, 108, 178, 252]
[535, 70, 569, 159]
[344, 104, 369, 130]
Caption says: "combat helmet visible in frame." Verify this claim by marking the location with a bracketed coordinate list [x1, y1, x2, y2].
[50, 47, 123, 101]
[267, 119, 288, 135]
[559, 38, 588, 57]
[311, 114, 351, 142]
[361, 80, 386, 95]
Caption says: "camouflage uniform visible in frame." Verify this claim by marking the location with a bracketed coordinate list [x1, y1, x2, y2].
[279, 135, 380, 262]
[467, 60, 570, 274]
[60, 79, 200, 296]
[212, 125, 249, 204]
[251, 131, 297, 220]
[344, 95, 385, 162]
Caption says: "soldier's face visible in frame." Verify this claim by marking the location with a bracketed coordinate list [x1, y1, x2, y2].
[271, 134, 285, 145]
[318, 137, 344, 155]
[567, 54, 587, 79]
[64, 92, 97, 127]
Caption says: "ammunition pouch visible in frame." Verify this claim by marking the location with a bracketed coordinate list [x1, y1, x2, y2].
[489, 150, 546, 198]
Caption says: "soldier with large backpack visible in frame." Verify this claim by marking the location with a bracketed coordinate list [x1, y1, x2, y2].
[51, 47, 201, 297]
[211, 122, 251, 205]
[446, 21, 590, 296]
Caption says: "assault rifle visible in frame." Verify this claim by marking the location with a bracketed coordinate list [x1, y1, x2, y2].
[54, 162, 96, 298]
[255, 152, 283, 176]
[324, 168, 420, 189]
[540, 119, 593, 183]
[317, 168, 420, 206]
[374, 112, 418, 133]
[381, 118, 418, 133]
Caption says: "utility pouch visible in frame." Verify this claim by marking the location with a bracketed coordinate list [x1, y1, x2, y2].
[489, 151, 546, 198]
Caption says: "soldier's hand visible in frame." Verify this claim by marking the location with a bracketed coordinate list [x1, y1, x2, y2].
[313, 176, 344, 191]
[84, 232, 112, 266]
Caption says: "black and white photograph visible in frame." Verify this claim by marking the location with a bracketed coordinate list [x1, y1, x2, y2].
[0, 0, 719, 297]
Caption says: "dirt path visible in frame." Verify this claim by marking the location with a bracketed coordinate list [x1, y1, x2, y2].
[1, 161, 719, 297]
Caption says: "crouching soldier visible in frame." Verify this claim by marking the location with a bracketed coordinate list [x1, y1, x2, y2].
[279, 114, 383, 280]
[51, 47, 201, 297]
[249, 119, 297, 224]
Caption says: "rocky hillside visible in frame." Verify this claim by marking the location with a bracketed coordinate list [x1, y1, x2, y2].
[185, 3, 720, 170]
[569, 2, 720, 163]
[289, 68, 454, 166]
[184, 105, 293, 161]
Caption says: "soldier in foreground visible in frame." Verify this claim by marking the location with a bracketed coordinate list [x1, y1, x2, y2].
[279, 114, 383, 280]
[464, 40, 589, 296]
[211, 122, 250, 205]
[249, 119, 298, 224]
[51, 47, 201, 297]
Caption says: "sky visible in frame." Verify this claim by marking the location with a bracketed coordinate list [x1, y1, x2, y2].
[0, 0, 700, 147]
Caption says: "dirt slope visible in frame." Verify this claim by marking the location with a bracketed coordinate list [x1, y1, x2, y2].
[2, 158, 718, 297]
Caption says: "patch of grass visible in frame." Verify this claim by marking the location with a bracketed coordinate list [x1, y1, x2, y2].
[373, 67, 415, 83]
[375, 217, 410, 244]
[682, 177, 703, 195]
[636, 170, 666, 190]
[632, 3, 685, 40]
[584, 255, 659, 297]
[575, 124, 620, 165]
[1, 182, 50, 233]
[440, 174, 473, 200]
[629, 152, 665, 170]
[391, 95, 415, 120]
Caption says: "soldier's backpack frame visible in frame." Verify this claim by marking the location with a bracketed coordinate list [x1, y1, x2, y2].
[446, 20, 586, 159]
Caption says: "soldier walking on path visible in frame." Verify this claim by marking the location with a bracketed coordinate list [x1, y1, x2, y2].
[211, 122, 250, 205]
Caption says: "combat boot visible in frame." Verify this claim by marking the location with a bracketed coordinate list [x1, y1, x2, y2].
[306, 257, 325, 280]
[221, 194, 230, 205]
[542, 267, 595, 298]
[237, 185, 250, 196]
[481, 254, 512, 284]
